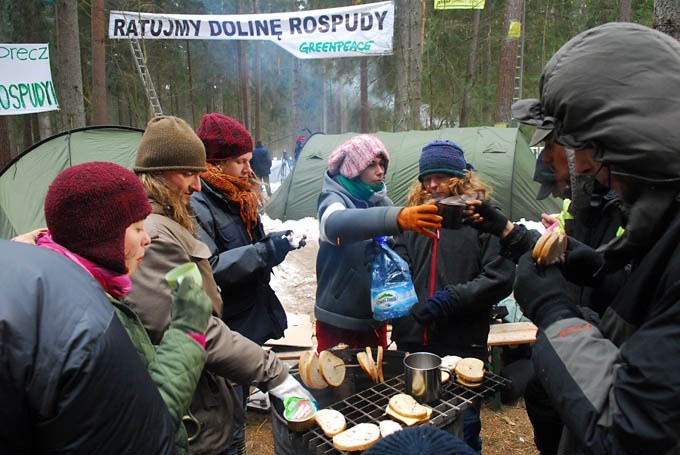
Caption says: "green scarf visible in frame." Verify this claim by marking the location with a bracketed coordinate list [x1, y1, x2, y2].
[337, 175, 384, 201]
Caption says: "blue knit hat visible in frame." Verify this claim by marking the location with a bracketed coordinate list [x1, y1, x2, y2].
[418, 140, 473, 181]
[364, 426, 476, 455]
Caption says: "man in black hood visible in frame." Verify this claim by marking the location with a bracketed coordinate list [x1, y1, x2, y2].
[467, 23, 680, 454]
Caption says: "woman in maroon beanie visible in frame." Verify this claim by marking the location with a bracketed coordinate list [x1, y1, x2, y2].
[36, 161, 212, 454]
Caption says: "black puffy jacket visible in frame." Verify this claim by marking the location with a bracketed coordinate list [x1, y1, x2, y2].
[0, 241, 175, 454]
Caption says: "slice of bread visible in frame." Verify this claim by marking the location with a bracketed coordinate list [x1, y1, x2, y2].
[357, 352, 377, 383]
[533, 229, 568, 266]
[376, 345, 384, 383]
[332, 423, 380, 452]
[315, 409, 346, 437]
[365, 347, 377, 384]
[305, 352, 328, 390]
[441, 355, 462, 383]
[379, 420, 402, 438]
[318, 350, 345, 387]
[456, 377, 484, 389]
[298, 351, 313, 389]
[385, 403, 432, 426]
[388, 393, 429, 419]
[455, 357, 485, 383]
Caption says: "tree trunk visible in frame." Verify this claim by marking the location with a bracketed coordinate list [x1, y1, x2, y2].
[618, 0, 631, 21]
[238, 41, 249, 129]
[460, 10, 481, 127]
[0, 117, 12, 169]
[37, 113, 52, 140]
[91, 0, 107, 124]
[493, 0, 522, 125]
[255, 41, 262, 141]
[654, 0, 680, 39]
[292, 57, 301, 136]
[187, 41, 196, 127]
[393, 0, 410, 131]
[56, 0, 86, 130]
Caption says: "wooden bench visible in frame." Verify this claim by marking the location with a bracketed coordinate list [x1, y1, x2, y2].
[487, 321, 537, 410]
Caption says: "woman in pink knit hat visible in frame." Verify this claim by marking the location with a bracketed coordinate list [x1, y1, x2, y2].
[315, 134, 443, 351]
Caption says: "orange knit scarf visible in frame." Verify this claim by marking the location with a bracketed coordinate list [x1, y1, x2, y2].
[201, 164, 260, 240]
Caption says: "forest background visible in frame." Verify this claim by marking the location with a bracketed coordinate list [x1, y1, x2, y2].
[1, 0, 678, 168]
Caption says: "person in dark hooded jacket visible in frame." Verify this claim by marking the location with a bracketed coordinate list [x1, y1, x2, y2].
[467, 23, 680, 454]
[0, 240, 177, 454]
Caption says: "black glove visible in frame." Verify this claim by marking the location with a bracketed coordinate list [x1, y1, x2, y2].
[410, 290, 452, 327]
[560, 236, 605, 286]
[265, 234, 294, 268]
[464, 201, 509, 237]
[514, 252, 579, 329]
[410, 300, 436, 327]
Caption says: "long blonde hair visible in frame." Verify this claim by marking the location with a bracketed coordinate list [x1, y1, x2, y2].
[138, 173, 197, 235]
[406, 170, 492, 206]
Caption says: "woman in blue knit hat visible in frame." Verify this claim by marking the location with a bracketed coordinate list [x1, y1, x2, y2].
[391, 139, 516, 452]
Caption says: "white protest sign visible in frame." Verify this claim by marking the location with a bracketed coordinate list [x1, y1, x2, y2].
[109, 1, 394, 59]
[0, 44, 59, 116]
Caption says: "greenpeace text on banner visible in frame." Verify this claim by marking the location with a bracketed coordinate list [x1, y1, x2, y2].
[0, 44, 59, 116]
[108, 1, 394, 59]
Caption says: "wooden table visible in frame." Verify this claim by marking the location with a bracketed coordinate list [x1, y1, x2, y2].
[487, 321, 537, 410]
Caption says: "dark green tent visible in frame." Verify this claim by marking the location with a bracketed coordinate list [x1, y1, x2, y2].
[266, 127, 560, 221]
[0, 126, 144, 239]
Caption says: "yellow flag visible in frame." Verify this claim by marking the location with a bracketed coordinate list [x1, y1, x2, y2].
[508, 21, 522, 38]
[434, 0, 485, 10]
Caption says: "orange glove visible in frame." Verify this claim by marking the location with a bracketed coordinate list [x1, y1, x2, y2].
[397, 202, 442, 239]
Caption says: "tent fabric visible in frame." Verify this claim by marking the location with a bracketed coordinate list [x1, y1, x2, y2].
[0, 126, 144, 239]
[265, 127, 560, 222]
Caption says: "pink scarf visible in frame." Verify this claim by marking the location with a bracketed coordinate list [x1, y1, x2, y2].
[36, 232, 132, 299]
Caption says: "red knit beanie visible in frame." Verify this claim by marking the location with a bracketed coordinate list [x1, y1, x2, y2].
[196, 113, 253, 162]
[327, 134, 390, 179]
[44, 162, 152, 274]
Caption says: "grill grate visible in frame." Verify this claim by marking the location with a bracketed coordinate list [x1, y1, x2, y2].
[299, 371, 510, 454]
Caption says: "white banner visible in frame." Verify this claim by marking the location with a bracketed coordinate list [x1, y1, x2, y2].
[0, 43, 59, 116]
[109, 1, 394, 59]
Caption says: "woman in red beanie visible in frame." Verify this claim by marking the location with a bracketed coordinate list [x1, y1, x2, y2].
[36, 161, 212, 454]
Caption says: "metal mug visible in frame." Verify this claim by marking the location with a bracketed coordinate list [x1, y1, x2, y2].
[403, 352, 453, 404]
[436, 196, 466, 230]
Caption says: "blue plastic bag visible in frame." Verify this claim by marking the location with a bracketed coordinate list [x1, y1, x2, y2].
[370, 237, 418, 321]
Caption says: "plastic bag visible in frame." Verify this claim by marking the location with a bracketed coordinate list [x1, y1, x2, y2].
[370, 237, 418, 321]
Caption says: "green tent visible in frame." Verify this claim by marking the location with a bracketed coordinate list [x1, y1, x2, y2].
[0, 126, 144, 239]
[266, 127, 560, 221]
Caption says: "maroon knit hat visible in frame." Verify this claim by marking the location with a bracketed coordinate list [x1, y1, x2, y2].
[196, 113, 253, 163]
[44, 162, 152, 274]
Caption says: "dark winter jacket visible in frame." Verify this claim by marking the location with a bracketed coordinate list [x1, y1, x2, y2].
[315, 172, 403, 331]
[564, 190, 626, 316]
[251, 145, 272, 177]
[191, 181, 287, 344]
[111, 297, 206, 454]
[127, 208, 289, 455]
[392, 226, 515, 360]
[533, 202, 680, 454]
[0, 241, 175, 454]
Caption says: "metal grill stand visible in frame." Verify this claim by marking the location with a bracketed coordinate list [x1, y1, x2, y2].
[270, 350, 510, 455]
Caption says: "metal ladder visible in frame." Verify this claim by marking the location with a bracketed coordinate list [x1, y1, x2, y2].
[129, 38, 163, 117]
[512, 0, 527, 105]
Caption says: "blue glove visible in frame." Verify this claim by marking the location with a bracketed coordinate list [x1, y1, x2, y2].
[514, 252, 579, 329]
[410, 290, 452, 327]
[464, 201, 509, 237]
[265, 233, 294, 268]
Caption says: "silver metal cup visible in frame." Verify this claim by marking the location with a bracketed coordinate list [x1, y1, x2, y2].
[403, 352, 453, 404]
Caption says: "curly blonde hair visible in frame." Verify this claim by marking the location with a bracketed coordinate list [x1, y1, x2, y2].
[139, 173, 197, 235]
[406, 170, 492, 206]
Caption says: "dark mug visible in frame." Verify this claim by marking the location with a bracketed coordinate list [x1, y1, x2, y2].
[436, 196, 466, 230]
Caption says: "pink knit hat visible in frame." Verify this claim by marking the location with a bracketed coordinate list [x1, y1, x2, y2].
[327, 134, 390, 179]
